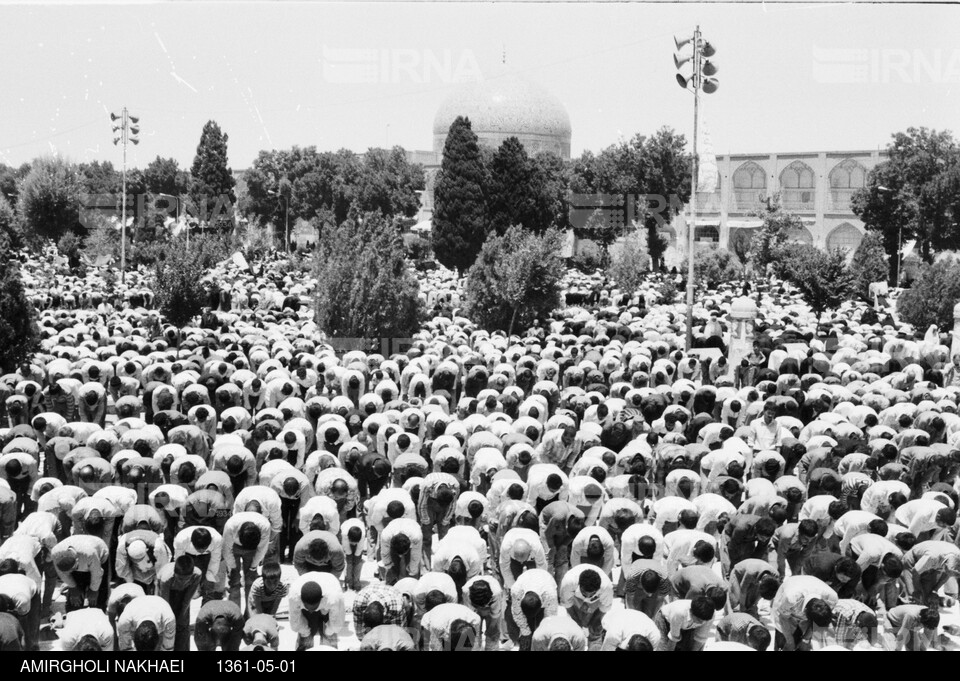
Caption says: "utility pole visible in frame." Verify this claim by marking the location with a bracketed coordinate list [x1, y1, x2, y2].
[111, 108, 139, 283]
[675, 27, 719, 351]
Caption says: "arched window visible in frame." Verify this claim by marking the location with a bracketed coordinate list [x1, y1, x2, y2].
[785, 224, 814, 244]
[732, 162, 766, 211]
[695, 225, 720, 243]
[826, 223, 863, 253]
[828, 159, 867, 212]
[733, 161, 767, 211]
[779, 161, 816, 211]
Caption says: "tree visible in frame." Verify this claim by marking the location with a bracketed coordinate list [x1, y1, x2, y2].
[0, 258, 40, 373]
[78, 160, 120, 195]
[144, 156, 191, 198]
[314, 212, 421, 343]
[849, 232, 889, 301]
[607, 228, 650, 295]
[463, 226, 565, 335]
[640, 128, 692, 270]
[153, 240, 210, 328]
[243, 146, 371, 239]
[0, 195, 21, 252]
[681, 247, 743, 290]
[82, 216, 122, 264]
[750, 197, 799, 274]
[433, 117, 488, 275]
[852, 127, 960, 280]
[0, 162, 30, 207]
[575, 208, 619, 265]
[728, 228, 753, 265]
[356, 146, 425, 220]
[896, 259, 960, 332]
[487, 137, 546, 235]
[57, 231, 82, 270]
[189, 120, 236, 228]
[532, 151, 570, 232]
[18, 156, 84, 241]
[788, 245, 857, 334]
[568, 128, 691, 270]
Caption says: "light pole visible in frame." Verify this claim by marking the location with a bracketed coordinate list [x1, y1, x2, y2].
[675, 27, 719, 351]
[111, 108, 139, 283]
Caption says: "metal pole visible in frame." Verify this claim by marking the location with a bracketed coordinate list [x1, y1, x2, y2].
[685, 26, 700, 352]
[897, 222, 903, 287]
[120, 107, 127, 285]
[284, 198, 289, 253]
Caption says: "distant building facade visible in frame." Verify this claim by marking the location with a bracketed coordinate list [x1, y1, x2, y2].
[662, 149, 888, 265]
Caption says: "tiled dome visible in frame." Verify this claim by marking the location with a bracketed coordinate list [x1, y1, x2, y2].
[433, 74, 572, 159]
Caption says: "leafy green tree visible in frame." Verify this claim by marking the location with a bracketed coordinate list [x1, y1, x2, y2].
[487, 137, 545, 235]
[607, 229, 650, 295]
[433, 117, 488, 275]
[750, 197, 800, 274]
[144, 156, 191, 198]
[18, 156, 84, 241]
[153, 241, 210, 328]
[787, 245, 857, 334]
[568, 128, 690, 270]
[78, 161, 120, 196]
[896, 259, 960, 332]
[189, 120, 236, 228]
[314, 212, 421, 343]
[640, 128, 691, 269]
[82, 216, 122, 264]
[728, 228, 753, 265]
[57, 231, 82, 269]
[575, 208, 620, 265]
[532, 151, 570, 232]
[849, 232, 889, 301]
[852, 127, 960, 279]
[0, 163, 25, 206]
[356, 146, 425, 220]
[0, 195, 21, 252]
[464, 226, 565, 335]
[0, 258, 40, 373]
[681, 247, 743, 290]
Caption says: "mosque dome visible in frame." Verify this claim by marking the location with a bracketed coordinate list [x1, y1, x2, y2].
[433, 74, 572, 159]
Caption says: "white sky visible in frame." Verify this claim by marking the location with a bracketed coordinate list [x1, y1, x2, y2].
[1, 2, 959, 169]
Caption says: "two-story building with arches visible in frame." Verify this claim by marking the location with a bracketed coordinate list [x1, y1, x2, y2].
[664, 150, 888, 265]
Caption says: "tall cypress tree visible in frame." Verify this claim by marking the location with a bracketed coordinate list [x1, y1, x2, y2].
[487, 136, 543, 235]
[432, 116, 487, 275]
[189, 121, 237, 228]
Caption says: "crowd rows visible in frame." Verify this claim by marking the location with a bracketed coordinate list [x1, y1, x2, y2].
[0, 247, 958, 652]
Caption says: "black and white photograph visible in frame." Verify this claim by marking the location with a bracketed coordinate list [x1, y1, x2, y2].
[1, 0, 960, 657]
